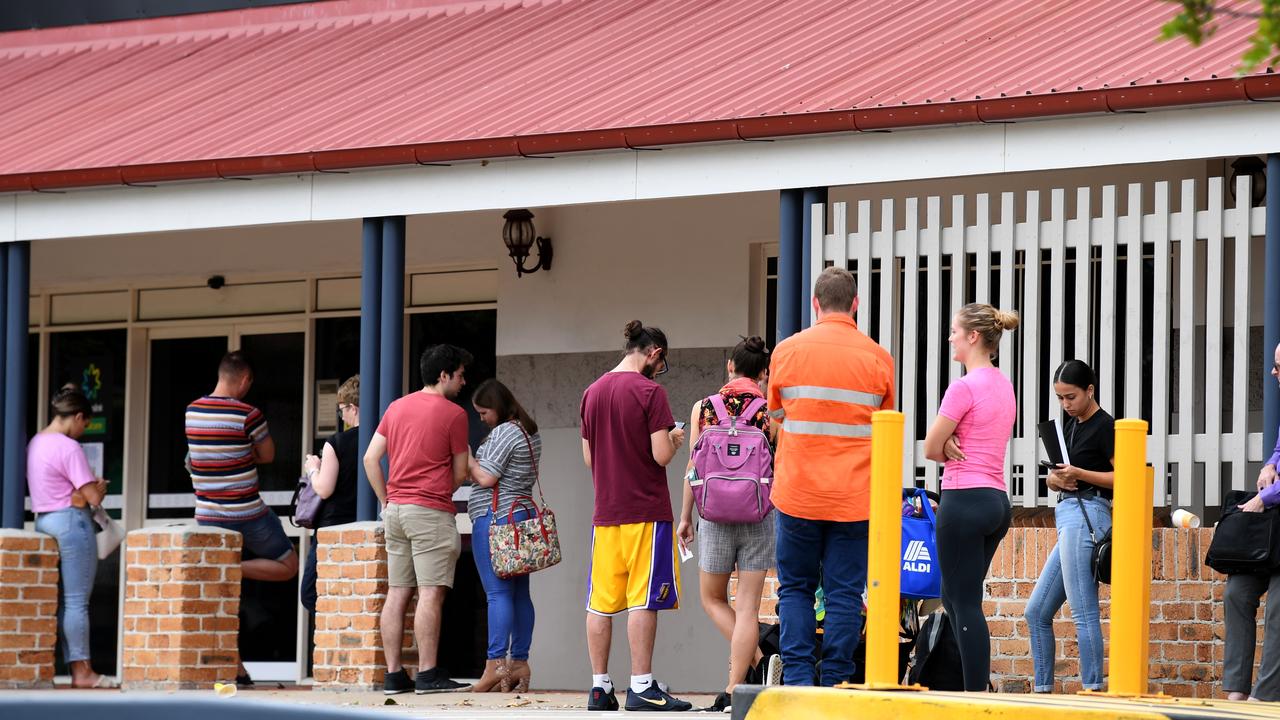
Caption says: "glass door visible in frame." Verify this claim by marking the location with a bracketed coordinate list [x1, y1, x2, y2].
[144, 322, 305, 682]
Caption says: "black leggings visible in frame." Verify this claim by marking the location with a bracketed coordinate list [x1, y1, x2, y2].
[936, 487, 1012, 691]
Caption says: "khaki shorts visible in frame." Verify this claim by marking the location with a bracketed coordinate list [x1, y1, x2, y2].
[383, 503, 461, 588]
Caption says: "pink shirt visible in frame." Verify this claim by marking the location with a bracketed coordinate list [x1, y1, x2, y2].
[27, 433, 96, 513]
[937, 367, 1016, 492]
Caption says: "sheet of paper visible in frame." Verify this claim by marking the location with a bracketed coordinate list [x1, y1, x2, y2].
[80, 442, 104, 477]
[315, 379, 339, 435]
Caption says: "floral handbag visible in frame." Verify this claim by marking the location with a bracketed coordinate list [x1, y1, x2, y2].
[488, 426, 561, 579]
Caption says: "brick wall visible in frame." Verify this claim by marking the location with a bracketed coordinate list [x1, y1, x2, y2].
[0, 530, 59, 688]
[752, 526, 1247, 697]
[987, 526, 1229, 697]
[121, 526, 242, 690]
[312, 521, 418, 691]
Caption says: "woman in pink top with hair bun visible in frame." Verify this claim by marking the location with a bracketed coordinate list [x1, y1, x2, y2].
[923, 303, 1019, 692]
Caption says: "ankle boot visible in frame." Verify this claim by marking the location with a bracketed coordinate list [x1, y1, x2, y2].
[471, 659, 505, 692]
[504, 659, 530, 693]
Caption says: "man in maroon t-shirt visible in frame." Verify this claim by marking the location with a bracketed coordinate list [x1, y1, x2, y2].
[579, 320, 691, 712]
[364, 344, 473, 695]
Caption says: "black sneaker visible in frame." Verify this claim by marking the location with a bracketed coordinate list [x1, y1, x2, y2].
[701, 692, 731, 712]
[235, 672, 254, 688]
[383, 669, 411, 695]
[624, 684, 693, 711]
[414, 668, 471, 694]
[588, 686, 620, 711]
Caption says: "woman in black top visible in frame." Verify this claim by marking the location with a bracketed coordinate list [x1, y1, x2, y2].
[1024, 360, 1115, 693]
[301, 375, 360, 612]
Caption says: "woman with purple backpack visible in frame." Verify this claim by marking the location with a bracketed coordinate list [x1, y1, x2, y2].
[677, 335, 775, 713]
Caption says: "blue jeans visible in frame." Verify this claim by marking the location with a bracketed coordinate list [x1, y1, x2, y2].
[1025, 495, 1111, 692]
[471, 509, 535, 660]
[35, 507, 97, 663]
[198, 507, 293, 561]
[774, 510, 868, 686]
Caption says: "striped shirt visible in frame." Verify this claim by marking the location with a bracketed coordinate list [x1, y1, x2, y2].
[467, 421, 542, 521]
[185, 395, 271, 523]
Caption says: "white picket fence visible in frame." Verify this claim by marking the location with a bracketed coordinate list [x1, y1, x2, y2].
[811, 178, 1268, 511]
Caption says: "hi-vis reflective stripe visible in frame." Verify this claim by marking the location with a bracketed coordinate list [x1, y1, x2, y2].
[781, 419, 872, 438]
[770, 408, 786, 420]
[780, 385, 884, 408]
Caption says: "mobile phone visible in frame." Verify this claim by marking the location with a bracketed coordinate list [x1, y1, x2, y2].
[672, 421, 686, 430]
[1039, 460, 1061, 469]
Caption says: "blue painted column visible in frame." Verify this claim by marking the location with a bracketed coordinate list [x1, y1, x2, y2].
[801, 187, 828, 328]
[379, 216, 405, 415]
[1, 244, 25, 530]
[356, 219, 382, 522]
[778, 189, 803, 344]
[0, 243, 7, 525]
[1265, 154, 1280, 459]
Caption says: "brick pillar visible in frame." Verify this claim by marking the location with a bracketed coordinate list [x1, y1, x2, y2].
[122, 526, 242, 690]
[313, 521, 413, 691]
[0, 529, 59, 688]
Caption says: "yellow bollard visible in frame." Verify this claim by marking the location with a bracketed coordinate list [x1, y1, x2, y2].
[862, 410, 905, 688]
[1105, 419, 1152, 697]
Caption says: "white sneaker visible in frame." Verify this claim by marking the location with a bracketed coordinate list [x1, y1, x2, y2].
[765, 654, 782, 686]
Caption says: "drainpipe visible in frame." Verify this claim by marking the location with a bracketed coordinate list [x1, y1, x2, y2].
[379, 216, 405, 419]
[801, 187, 828, 329]
[1265, 155, 1280, 462]
[357, 219, 382, 522]
[2, 244, 26, 530]
[778, 190, 802, 344]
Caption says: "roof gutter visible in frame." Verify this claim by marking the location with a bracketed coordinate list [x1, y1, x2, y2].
[4, 76, 1277, 195]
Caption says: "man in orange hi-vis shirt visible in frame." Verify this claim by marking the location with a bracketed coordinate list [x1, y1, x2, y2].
[767, 266, 895, 687]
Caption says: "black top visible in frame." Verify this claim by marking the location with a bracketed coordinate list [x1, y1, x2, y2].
[1065, 408, 1115, 500]
[315, 427, 359, 529]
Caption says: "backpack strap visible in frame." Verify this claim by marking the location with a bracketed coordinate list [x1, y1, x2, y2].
[707, 394, 732, 427]
[740, 397, 767, 425]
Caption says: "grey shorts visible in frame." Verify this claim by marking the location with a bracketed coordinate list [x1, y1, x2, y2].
[698, 510, 776, 574]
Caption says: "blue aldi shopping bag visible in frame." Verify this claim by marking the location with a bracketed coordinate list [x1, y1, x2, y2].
[901, 488, 941, 599]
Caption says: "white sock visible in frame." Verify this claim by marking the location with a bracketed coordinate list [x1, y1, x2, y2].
[630, 673, 654, 693]
[593, 674, 613, 692]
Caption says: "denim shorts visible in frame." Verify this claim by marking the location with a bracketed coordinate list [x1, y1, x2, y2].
[199, 507, 294, 561]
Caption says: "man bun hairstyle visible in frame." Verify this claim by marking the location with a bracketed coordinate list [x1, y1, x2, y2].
[813, 266, 857, 313]
[51, 387, 92, 419]
[623, 320, 668, 354]
[1054, 359, 1098, 396]
[955, 303, 1020, 359]
[420, 344, 474, 387]
[731, 335, 770, 379]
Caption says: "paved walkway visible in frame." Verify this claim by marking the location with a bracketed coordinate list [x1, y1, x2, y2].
[0, 689, 724, 718]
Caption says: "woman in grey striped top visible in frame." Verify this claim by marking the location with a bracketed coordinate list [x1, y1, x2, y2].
[467, 379, 543, 693]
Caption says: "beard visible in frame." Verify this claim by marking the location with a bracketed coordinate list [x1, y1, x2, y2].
[640, 362, 658, 379]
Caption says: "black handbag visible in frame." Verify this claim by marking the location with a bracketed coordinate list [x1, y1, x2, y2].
[1077, 497, 1112, 584]
[1205, 490, 1280, 575]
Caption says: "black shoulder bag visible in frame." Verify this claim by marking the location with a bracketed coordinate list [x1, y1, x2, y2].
[1077, 497, 1112, 585]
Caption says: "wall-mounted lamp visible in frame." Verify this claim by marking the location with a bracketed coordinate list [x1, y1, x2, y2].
[502, 209, 553, 277]
[1229, 156, 1267, 208]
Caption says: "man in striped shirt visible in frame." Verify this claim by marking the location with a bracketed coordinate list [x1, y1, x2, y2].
[186, 351, 298, 580]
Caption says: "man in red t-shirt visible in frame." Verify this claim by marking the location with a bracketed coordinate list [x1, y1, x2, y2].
[364, 344, 473, 695]
[579, 320, 690, 712]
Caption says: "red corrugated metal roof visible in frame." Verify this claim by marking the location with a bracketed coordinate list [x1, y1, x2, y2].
[0, 0, 1274, 192]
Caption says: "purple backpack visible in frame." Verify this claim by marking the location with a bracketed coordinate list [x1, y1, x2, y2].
[690, 394, 774, 524]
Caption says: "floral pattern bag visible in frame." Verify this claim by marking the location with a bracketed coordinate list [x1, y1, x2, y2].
[488, 425, 562, 579]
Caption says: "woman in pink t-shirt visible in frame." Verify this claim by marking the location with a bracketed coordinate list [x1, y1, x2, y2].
[27, 388, 112, 688]
[923, 303, 1019, 692]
